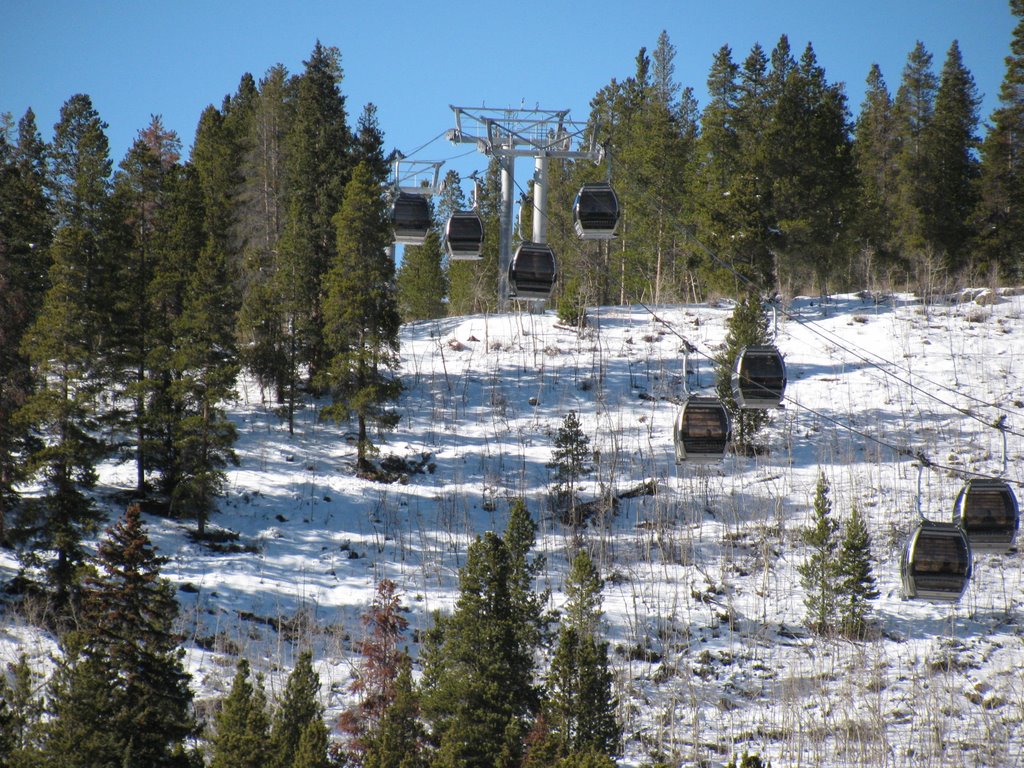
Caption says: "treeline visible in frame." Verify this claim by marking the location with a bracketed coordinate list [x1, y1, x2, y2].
[0, 499, 622, 768]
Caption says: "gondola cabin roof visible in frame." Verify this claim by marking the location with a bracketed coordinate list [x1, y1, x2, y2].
[673, 396, 731, 464]
[731, 344, 787, 409]
[573, 182, 620, 240]
[445, 210, 484, 261]
[508, 242, 557, 301]
[391, 192, 432, 245]
[901, 520, 972, 602]
[953, 479, 1019, 554]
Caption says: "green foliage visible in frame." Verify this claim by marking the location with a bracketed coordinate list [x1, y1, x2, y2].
[726, 751, 772, 768]
[549, 412, 593, 525]
[270, 651, 325, 768]
[0, 654, 44, 767]
[39, 505, 196, 767]
[322, 162, 402, 470]
[210, 660, 273, 768]
[362, 659, 429, 768]
[397, 229, 447, 322]
[837, 504, 880, 639]
[545, 551, 620, 760]
[419, 523, 543, 768]
[797, 472, 841, 635]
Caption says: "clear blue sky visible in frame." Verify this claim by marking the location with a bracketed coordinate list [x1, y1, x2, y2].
[2, 0, 1015, 182]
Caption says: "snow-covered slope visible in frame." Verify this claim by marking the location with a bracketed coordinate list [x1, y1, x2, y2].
[3, 291, 1023, 767]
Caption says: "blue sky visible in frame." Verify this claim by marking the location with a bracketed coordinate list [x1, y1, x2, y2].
[1, 0, 1015, 183]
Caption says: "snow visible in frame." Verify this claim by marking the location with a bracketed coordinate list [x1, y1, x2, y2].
[3, 290, 1024, 766]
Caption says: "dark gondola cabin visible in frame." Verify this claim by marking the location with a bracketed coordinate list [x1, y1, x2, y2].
[673, 396, 731, 463]
[508, 242, 557, 300]
[391, 192, 432, 245]
[573, 182, 620, 239]
[901, 521, 972, 602]
[732, 345, 787, 409]
[953, 479, 1019, 553]
[445, 211, 484, 261]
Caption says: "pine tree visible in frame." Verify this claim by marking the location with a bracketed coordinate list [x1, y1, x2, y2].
[362, 658, 429, 768]
[236, 64, 294, 404]
[397, 228, 447, 322]
[972, 0, 1024, 281]
[291, 717, 331, 768]
[321, 161, 402, 472]
[852, 64, 902, 279]
[797, 472, 841, 635]
[545, 551, 619, 761]
[39, 504, 196, 767]
[924, 40, 981, 273]
[715, 295, 772, 453]
[14, 93, 114, 615]
[419, 531, 540, 768]
[0, 654, 44, 767]
[210, 660, 273, 768]
[893, 41, 939, 276]
[270, 651, 325, 768]
[548, 413, 593, 527]
[837, 504, 879, 639]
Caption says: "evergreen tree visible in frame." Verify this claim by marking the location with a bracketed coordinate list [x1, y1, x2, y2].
[14, 93, 114, 615]
[797, 472, 841, 635]
[279, 41, 353, 396]
[210, 660, 273, 768]
[321, 162, 402, 472]
[714, 295, 772, 453]
[893, 41, 939, 277]
[397, 227, 447, 322]
[362, 658, 429, 768]
[270, 651, 325, 768]
[925, 40, 981, 272]
[291, 717, 331, 768]
[837, 504, 879, 639]
[0, 654, 44, 767]
[39, 504, 196, 767]
[236, 64, 294, 404]
[0, 109, 52, 543]
[852, 64, 902, 280]
[419, 531, 540, 768]
[545, 551, 619, 761]
[504, 498, 554, 663]
[972, 0, 1024, 281]
[548, 412, 593, 528]
[110, 116, 184, 496]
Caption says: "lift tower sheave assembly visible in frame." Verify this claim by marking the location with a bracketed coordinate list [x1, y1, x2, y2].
[447, 106, 604, 306]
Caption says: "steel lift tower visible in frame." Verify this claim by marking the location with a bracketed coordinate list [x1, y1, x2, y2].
[447, 106, 603, 306]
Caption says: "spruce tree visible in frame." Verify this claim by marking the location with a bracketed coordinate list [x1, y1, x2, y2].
[545, 551, 620, 761]
[362, 658, 429, 768]
[210, 660, 273, 768]
[549, 413, 593, 528]
[837, 504, 879, 639]
[924, 40, 981, 272]
[321, 161, 402, 472]
[972, 0, 1024, 281]
[797, 472, 841, 635]
[14, 93, 114, 615]
[270, 651, 325, 768]
[0, 654, 44, 767]
[39, 504, 196, 767]
[852, 64, 901, 278]
[397, 228, 447, 322]
[419, 531, 540, 768]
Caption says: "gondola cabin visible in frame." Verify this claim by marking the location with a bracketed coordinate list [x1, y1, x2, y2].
[445, 210, 484, 261]
[508, 242, 557, 300]
[391, 192, 432, 245]
[953, 479, 1019, 553]
[573, 182, 620, 240]
[673, 396, 731, 463]
[901, 520, 972, 602]
[731, 345, 787, 409]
